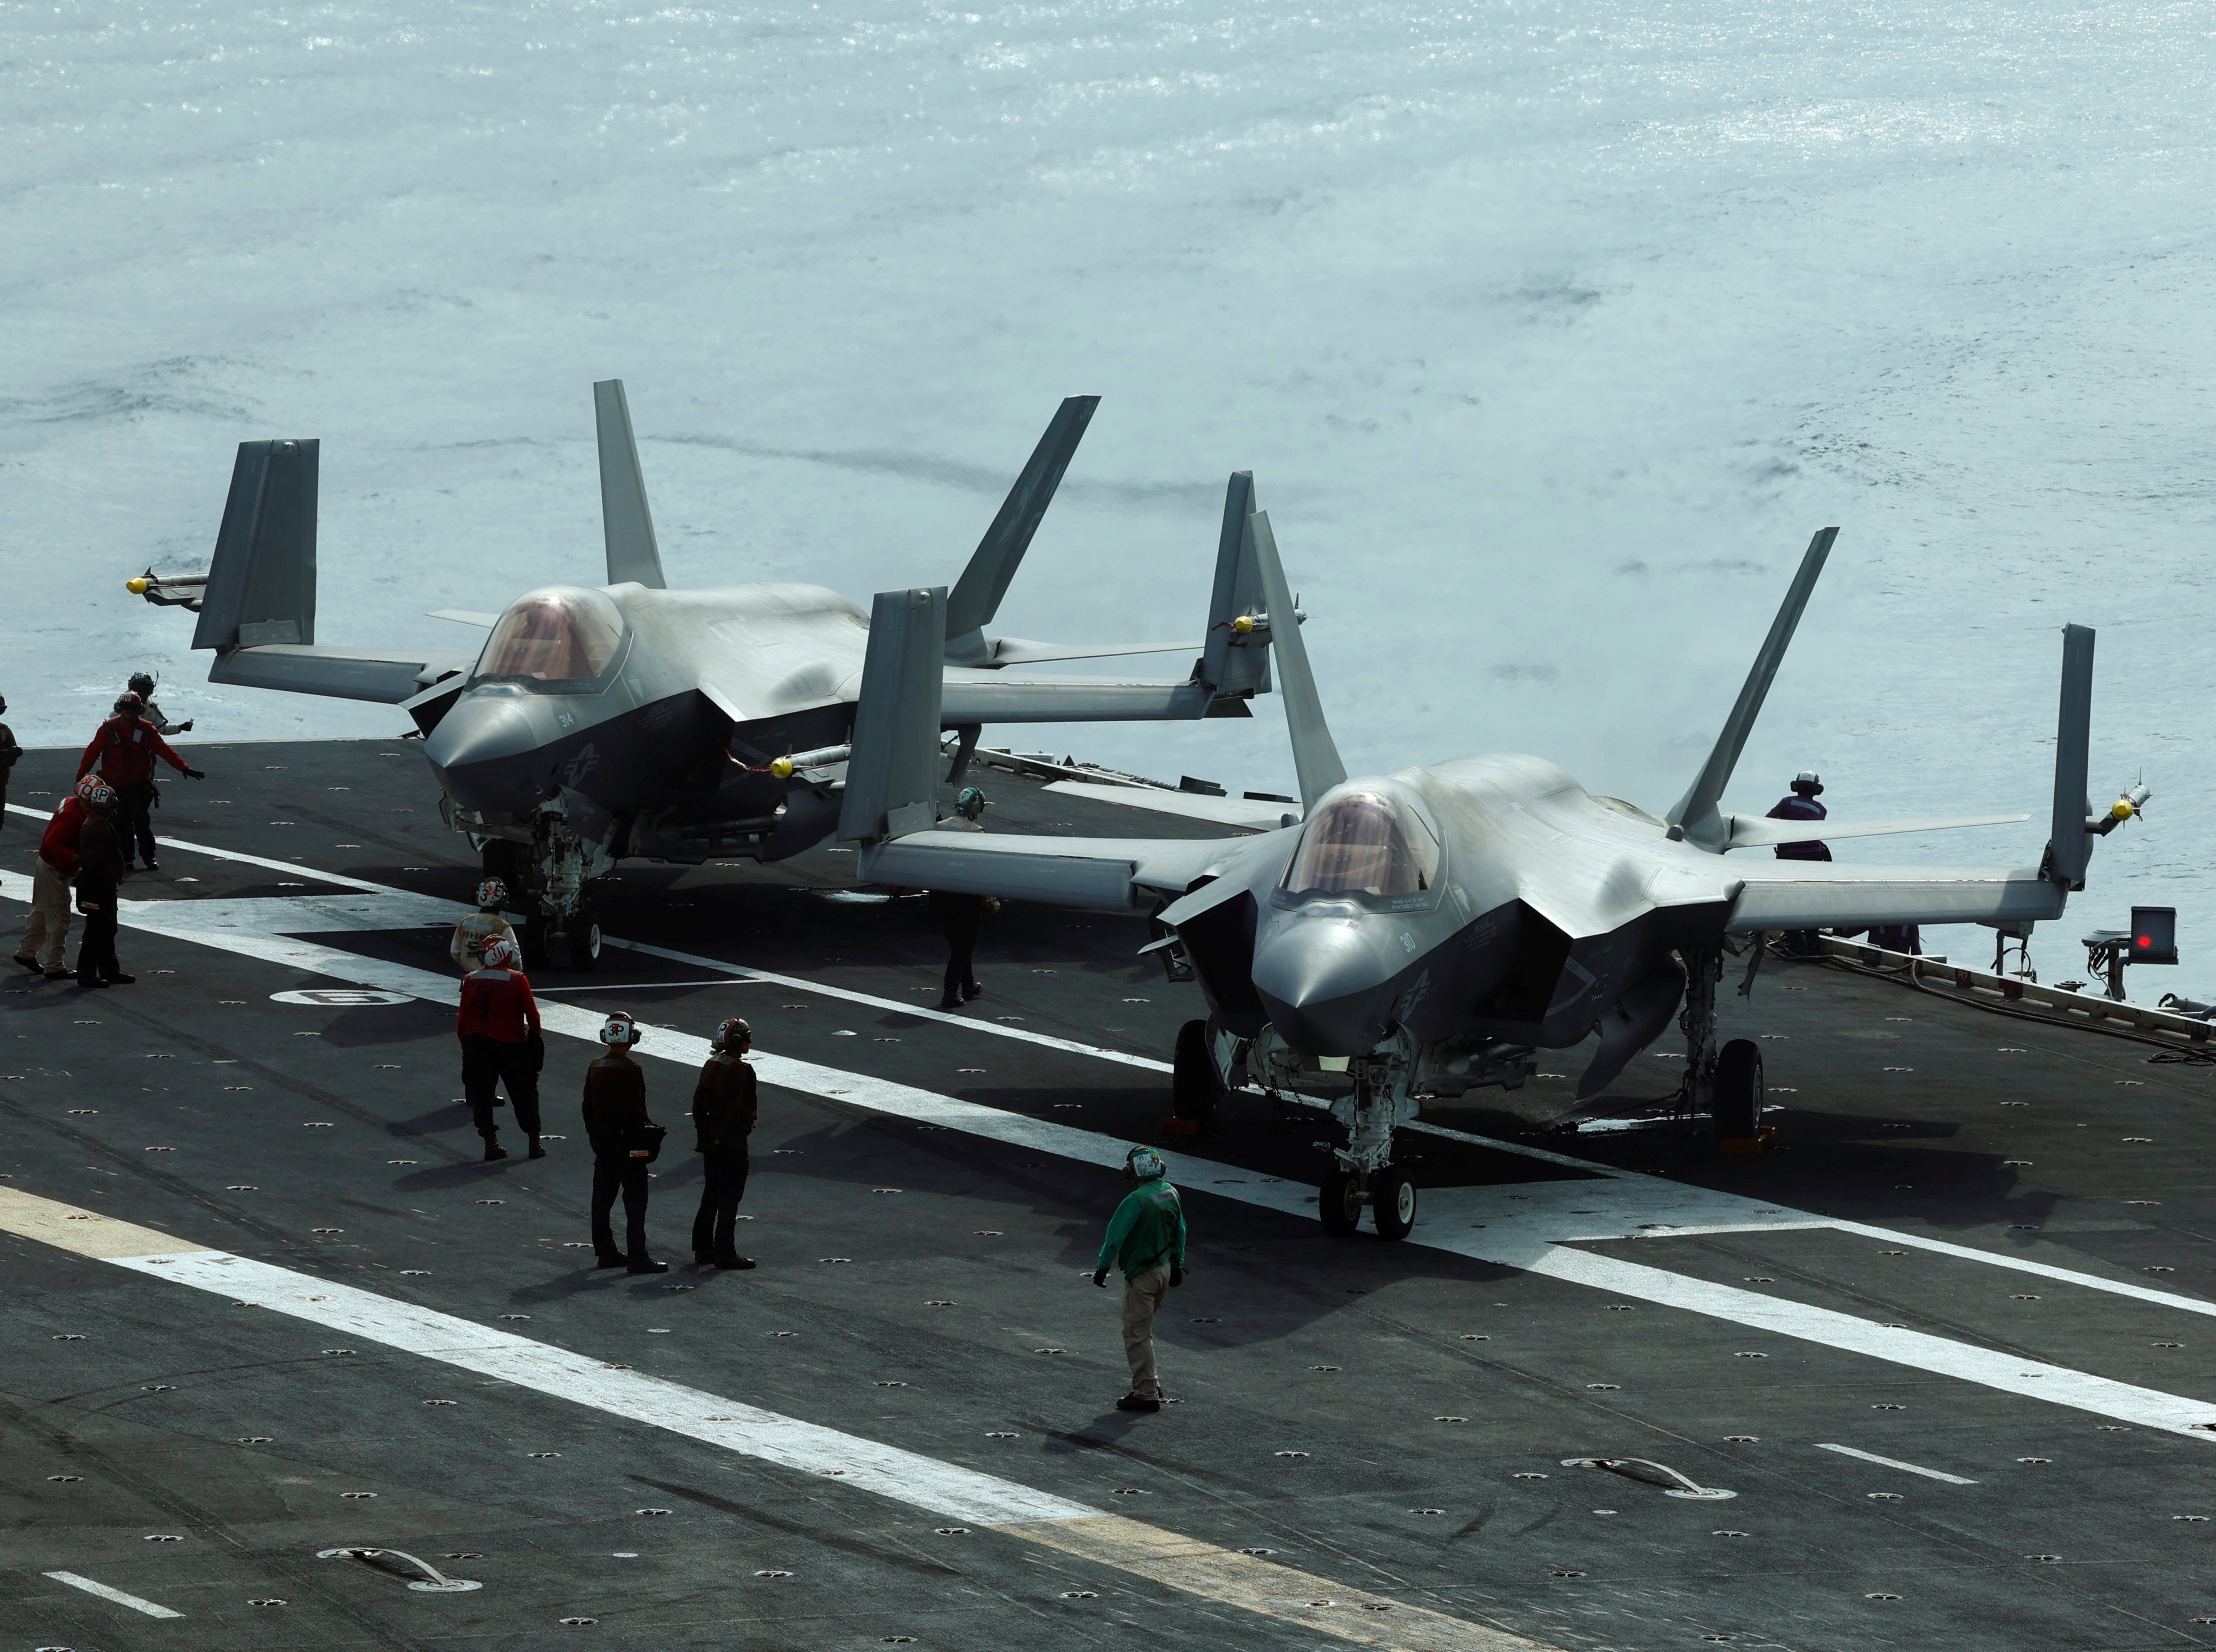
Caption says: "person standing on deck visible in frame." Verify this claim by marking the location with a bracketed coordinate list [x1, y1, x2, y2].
[1091, 1147, 1187, 1413]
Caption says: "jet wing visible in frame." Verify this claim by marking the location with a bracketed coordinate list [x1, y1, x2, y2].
[209, 645, 481, 705]
[1725, 861, 2066, 932]
[859, 828, 1282, 911]
[1721, 811, 2027, 849]
[1045, 779, 1302, 830]
[939, 672, 1239, 724]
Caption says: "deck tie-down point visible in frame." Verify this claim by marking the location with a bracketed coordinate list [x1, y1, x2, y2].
[317, 1547, 482, 1592]
[1561, 1458, 1736, 1500]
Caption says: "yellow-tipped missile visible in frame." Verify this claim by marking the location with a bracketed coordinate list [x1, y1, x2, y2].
[1232, 613, 1256, 633]
[2112, 796, 2138, 822]
[126, 576, 150, 595]
[769, 757, 795, 779]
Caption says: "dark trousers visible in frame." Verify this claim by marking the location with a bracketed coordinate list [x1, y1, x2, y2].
[116, 783, 157, 865]
[692, 1144, 750, 1259]
[591, 1155, 652, 1259]
[942, 937, 978, 1003]
[76, 902, 120, 982]
[461, 1034, 540, 1139]
[940, 906, 981, 1002]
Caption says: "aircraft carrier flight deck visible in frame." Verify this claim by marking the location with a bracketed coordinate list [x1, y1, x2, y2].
[4, 739, 2214, 1652]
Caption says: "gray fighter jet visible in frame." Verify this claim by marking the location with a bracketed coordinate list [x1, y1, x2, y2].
[138, 386, 1279, 967]
[840, 500, 2149, 1239]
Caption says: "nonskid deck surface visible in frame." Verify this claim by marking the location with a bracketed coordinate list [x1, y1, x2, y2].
[3, 739, 2213, 1651]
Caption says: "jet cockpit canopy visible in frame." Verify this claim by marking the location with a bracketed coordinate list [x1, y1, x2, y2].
[1278, 786, 1442, 906]
[472, 586, 627, 690]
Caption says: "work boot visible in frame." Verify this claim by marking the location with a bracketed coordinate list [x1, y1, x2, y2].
[103, 973, 136, 986]
[43, 966, 70, 980]
[592, 1251, 627, 1268]
[482, 1140, 508, 1162]
[626, 1255, 670, 1275]
[715, 1254, 757, 1271]
[694, 1251, 715, 1266]
[143, 861, 159, 873]
[526, 1137, 546, 1160]
[1114, 1393, 1162, 1413]
[936, 996, 964, 1011]
[12, 953, 38, 974]
[75, 973, 110, 989]
[962, 980, 984, 1001]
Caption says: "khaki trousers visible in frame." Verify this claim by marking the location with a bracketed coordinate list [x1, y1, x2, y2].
[21, 859, 72, 969]
[1120, 1263, 1171, 1400]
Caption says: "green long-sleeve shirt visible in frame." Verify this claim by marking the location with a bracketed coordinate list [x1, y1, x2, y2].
[1096, 1181, 1186, 1279]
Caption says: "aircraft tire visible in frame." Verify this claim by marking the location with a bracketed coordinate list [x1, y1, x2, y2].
[1713, 1038, 1764, 1141]
[1371, 1167, 1416, 1240]
[1319, 1167, 1362, 1236]
[1171, 1020, 1219, 1127]
[568, 916, 603, 973]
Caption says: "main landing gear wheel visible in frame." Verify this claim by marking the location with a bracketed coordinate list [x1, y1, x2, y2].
[1372, 1166, 1416, 1241]
[567, 912, 602, 973]
[1320, 1167, 1363, 1237]
[1713, 1037, 1763, 1142]
[1171, 1019, 1221, 1133]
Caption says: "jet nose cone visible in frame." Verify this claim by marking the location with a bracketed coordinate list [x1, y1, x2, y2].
[1252, 914, 1402, 1056]
[424, 696, 541, 811]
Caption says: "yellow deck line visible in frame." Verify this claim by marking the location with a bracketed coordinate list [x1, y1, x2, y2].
[1009, 1515, 1551, 1650]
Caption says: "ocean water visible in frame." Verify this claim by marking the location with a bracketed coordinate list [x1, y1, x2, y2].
[4, 0, 2211, 985]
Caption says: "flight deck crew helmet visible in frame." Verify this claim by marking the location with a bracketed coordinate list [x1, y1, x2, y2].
[83, 782, 117, 810]
[954, 785, 987, 822]
[600, 1011, 642, 1047]
[128, 672, 156, 698]
[1791, 770, 1823, 797]
[75, 774, 107, 802]
[1125, 1146, 1167, 1183]
[713, 1016, 751, 1052]
[114, 691, 144, 714]
[476, 877, 508, 910]
[480, 936, 518, 970]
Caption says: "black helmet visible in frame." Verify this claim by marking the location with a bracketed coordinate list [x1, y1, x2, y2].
[128, 671, 156, 697]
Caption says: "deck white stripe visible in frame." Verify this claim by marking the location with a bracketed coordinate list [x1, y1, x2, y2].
[109, 1250, 1096, 1524]
[1813, 1443, 1979, 1484]
[43, 1570, 183, 1618]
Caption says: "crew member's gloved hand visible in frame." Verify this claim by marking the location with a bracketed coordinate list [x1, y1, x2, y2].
[1169, 1265, 1185, 1287]
[1092, 1268, 1110, 1288]
[176, 721, 194, 732]
[183, 768, 205, 779]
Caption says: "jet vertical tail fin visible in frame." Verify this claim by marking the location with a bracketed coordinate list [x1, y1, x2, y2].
[839, 586, 949, 843]
[1249, 510, 1347, 810]
[593, 379, 668, 590]
[192, 439, 320, 651]
[1196, 471, 1274, 698]
[1666, 526, 1837, 850]
[945, 395, 1099, 664]
[2046, 623, 2096, 890]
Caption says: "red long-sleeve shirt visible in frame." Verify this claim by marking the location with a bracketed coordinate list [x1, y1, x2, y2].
[77, 717, 188, 788]
[456, 967, 542, 1043]
[38, 797, 89, 875]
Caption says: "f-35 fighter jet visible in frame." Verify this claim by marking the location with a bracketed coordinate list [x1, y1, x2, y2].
[138, 387, 1277, 968]
[840, 495, 2149, 1240]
